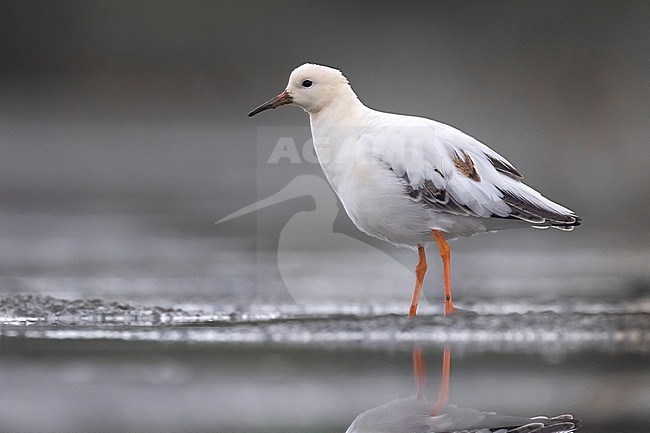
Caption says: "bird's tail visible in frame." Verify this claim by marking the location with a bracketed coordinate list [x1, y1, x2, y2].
[498, 178, 582, 231]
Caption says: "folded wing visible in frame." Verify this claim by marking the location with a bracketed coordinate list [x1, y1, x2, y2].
[362, 114, 581, 230]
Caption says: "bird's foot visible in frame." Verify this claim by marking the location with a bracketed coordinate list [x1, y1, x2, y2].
[443, 305, 477, 318]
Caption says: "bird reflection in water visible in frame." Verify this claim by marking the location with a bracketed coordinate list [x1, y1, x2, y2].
[345, 346, 581, 433]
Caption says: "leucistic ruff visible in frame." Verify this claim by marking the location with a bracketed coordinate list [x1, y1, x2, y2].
[248, 63, 581, 317]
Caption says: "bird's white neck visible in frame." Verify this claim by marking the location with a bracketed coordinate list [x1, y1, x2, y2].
[308, 90, 369, 136]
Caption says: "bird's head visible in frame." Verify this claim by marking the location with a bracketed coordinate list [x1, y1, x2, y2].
[249, 63, 355, 117]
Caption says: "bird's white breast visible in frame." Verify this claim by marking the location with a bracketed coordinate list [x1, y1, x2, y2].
[309, 111, 492, 246]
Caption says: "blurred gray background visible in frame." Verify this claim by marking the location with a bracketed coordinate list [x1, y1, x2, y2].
[2, 3, 650, 433]
[2, 0, 649, 229]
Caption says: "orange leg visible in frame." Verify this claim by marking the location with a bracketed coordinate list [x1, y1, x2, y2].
[412, 346, 426, 400]
[408, 244, 428, 317]
[431, 230, 455, 316]
[430, 345, 451, 415]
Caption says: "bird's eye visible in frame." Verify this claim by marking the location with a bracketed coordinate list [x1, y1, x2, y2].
[302, 79, 313, 88]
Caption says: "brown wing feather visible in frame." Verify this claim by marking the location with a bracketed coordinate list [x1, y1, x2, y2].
[402, 173, 480, 218]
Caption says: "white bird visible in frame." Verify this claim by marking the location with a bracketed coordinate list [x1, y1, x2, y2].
[248, 63, 581, 317]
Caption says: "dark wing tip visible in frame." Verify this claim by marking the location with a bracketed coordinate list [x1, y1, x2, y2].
[498, 187, 582, 230]
[551, 214, 582, 231]
[486, 154, 524, 180]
